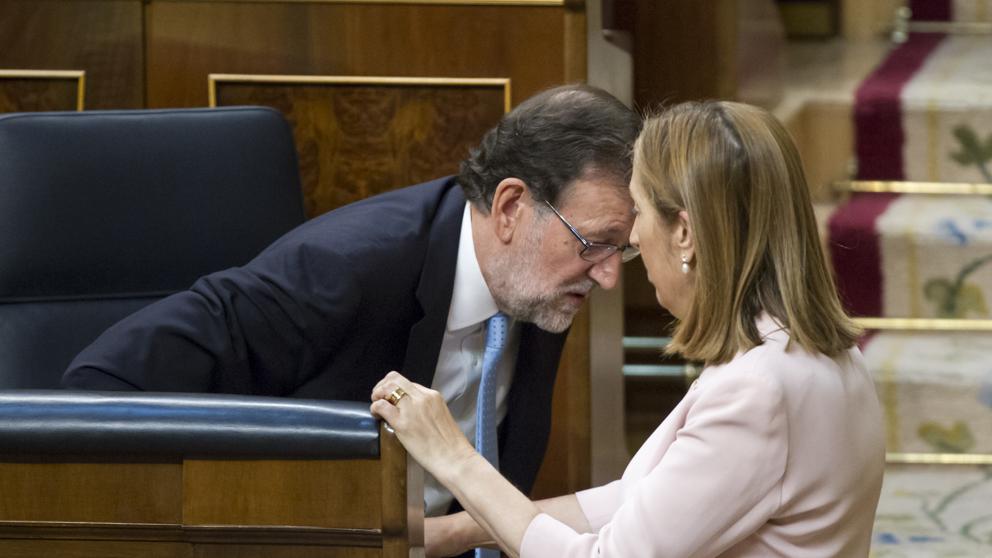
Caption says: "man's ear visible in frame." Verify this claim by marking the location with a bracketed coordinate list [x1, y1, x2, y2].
[675, 209, 694, 260]
[490, 178, 529, 243]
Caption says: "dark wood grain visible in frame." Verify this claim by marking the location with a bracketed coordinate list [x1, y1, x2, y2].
[0, 462, 182, 524]
[182, 459, 382, 529]
[193, 544, 378, 558]
[215, 80, 505, 216]
[631, 0, 735, 107]
[146, 2, 567, 108]
[0, 1, 143, 109]
[532, 307, 591, 499]
[0, 540, 192, 558]
[379, 424, 413, 558]
[0, 75, 79, 112]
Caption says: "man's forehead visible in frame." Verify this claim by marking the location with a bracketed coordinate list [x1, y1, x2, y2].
[558, 181, 635, 235]
[558, 178, 633, 211]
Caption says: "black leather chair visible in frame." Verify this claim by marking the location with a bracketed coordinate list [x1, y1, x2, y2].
[0, 107, 422, 556]
[0, 106, 305, 387]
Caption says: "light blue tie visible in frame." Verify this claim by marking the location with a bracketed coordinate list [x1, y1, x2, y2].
[475, 312, 508, 558]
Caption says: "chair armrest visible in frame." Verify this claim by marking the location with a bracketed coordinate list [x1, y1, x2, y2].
[0, 390, 380, 460]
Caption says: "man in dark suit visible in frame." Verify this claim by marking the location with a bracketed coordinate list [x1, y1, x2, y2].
[63, 84, 641, 519]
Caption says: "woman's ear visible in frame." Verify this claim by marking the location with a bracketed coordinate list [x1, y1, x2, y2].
[490, 178, 529, 243]
[675, 209, 694, 261]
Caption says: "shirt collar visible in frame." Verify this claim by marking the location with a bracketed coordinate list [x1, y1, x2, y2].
[446, 203, 499, 331]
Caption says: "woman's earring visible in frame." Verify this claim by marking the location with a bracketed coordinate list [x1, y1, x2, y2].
[681, 254, 691, 274]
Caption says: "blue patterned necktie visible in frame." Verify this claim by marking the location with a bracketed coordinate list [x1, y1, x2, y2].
[475, 312, 508, 558]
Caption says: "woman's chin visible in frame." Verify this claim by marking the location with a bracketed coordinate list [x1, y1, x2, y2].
[655, 293, 681, 319]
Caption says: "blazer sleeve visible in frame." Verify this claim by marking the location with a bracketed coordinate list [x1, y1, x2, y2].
[62, 239, 363, 394]
[521, 371, 788, 558]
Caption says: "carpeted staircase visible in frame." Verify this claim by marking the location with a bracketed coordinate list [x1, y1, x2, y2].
[821, 2, 992, 555]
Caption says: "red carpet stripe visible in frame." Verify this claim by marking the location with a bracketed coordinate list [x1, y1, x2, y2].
[854, 33, 945, 180]
[833, 33, 946, 317]
[909, 0, 952, 21]
[828, 193, 900, 317]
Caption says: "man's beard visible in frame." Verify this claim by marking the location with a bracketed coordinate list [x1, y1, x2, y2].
[487, 228, 595, 333]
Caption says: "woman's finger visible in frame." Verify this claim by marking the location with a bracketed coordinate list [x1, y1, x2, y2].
[370, 399, 400, 423]
[372, 372, 421, 403]
[371, 380, 398, 402]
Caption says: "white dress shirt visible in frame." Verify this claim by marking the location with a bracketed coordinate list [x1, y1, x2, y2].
[425, 202, 520, 516]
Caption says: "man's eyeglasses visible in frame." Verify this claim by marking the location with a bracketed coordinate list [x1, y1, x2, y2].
[543, 200, 640, 263]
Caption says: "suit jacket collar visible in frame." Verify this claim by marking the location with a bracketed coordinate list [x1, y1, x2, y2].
[401, 178, 465, 386]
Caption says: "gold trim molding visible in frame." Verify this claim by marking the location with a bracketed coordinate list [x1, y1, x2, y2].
[835, 180, 992, 195]
[0, 69, 85, 111]
[887, 452, 992, 465]
[208, 73, 512, 112]
[855, 318, 992, 331]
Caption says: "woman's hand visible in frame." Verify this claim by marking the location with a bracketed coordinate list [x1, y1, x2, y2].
[370, 371, 477, 479]
[373, 371, 539, 558]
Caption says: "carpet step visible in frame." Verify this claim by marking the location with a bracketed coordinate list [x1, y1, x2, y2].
[872, 463, 992, 555]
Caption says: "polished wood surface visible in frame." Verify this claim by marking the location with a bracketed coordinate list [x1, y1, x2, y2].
[213, 77, 507, 216]
[145, 2, 568, 108]
[0, 462, 182, 524]
[193, 546, 378, 558]
[0, 71, 83, 112]
[532, 307, 591, 499]
[630, 0, 733, 106]
[183, 459, 382, 528]
[0, 540, 193, 558]
[630, 0, 783, 108]
[0, 1, 143, 109]
[380, 424, 422, 558]
[0, 539, 380, 558]
[0, 428, 418, 555]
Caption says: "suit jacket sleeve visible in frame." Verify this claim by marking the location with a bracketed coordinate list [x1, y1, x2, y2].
[520, 371, 788, 558]
[62, 237, 363, 394]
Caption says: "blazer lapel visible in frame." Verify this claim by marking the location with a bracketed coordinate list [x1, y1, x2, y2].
[401, 181, 465, 387]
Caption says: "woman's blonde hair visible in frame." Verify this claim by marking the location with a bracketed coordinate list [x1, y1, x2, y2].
[634, 101, 859, 364]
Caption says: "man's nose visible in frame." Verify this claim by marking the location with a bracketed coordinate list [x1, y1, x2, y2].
[588, 254, 621, 290]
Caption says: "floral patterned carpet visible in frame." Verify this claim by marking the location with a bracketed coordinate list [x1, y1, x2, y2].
[871, 465, 992, 557]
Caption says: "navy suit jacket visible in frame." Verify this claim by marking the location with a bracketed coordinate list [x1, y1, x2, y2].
[63, 176, 568, 498]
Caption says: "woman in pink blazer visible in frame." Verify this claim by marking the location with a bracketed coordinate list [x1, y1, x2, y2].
[372, 101, 886, 557]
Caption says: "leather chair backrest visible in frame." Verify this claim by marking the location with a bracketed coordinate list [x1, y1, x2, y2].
[0, 107, 306, 388]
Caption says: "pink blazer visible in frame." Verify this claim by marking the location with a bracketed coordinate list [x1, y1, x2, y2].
[522, 315, 885, 557]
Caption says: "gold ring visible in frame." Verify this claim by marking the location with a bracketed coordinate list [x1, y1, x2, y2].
[386, 387, 407, 406]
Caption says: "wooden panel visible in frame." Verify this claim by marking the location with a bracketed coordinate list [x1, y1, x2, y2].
[182, 460, 382, 529]
[0, 0, 143, 109]
[0, 540, 192, 558]
[631, 0, 735, 106]
[379, 424, 420, 558]
[630, 0, 784, 108]
[146, 2, 567, 108]
[0, 70, 84, 112]
[212, 76, 507, 216]
[193, 544, 379, 558]
[532, 307, 591, 498]
[0, 539, 377, 558]
[0, 462, 182, 524]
